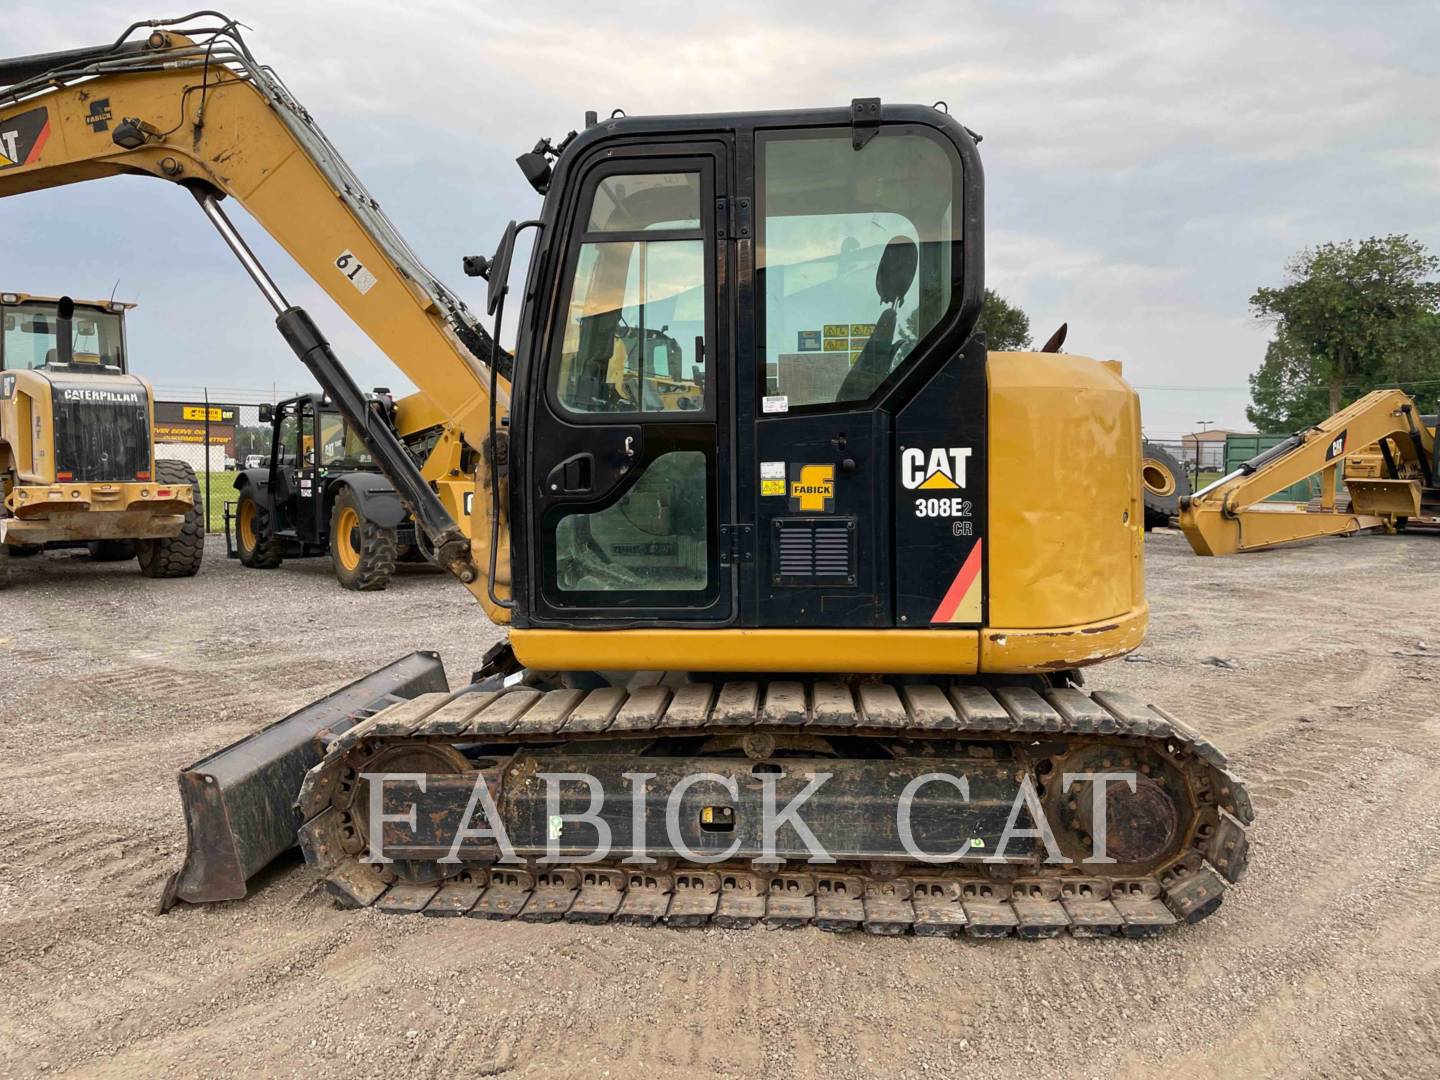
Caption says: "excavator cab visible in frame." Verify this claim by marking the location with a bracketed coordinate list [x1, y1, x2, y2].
[509, 110, 985, 646]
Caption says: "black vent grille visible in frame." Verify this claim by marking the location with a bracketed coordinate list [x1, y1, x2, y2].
[50, 379, 151, 482]
[771, 517, 856, 587]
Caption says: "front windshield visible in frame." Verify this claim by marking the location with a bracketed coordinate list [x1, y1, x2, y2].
[1, 302, 126, 371]
[319, 411, 374, 467]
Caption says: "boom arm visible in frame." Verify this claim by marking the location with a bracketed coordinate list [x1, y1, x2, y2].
[0, 18, 511, 615]
[1179, 389, 1436, 555]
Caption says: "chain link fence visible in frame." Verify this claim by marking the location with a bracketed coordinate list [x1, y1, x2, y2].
[153, 389, 280, 533]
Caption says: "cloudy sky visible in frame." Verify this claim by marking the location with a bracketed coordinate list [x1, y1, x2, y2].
[6, 0, 1438, 433]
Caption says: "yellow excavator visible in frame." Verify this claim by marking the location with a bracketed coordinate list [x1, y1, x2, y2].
[1, 16, 1251, 938]
[1180, 389, 1438, 555]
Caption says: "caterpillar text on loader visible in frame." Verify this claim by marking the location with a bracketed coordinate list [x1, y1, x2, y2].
[1, 16, 1251, 938]
[228, 389, 472, 590]
[0, 291, 203, 587]
[1179, 390, 1439, 555]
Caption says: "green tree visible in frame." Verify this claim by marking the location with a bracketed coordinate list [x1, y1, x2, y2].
[910, 287, 1031, 350]
[1248, 234, 1440, 430]
[976, 288, 1032, 351]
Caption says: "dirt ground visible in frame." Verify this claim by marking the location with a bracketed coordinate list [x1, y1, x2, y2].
[2, 531, 1439, 1079]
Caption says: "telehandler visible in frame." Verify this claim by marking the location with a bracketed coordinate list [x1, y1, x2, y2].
[228, 389, 471, 590]
[1, 15, 1250, 937]
[0, 290, 203, 587]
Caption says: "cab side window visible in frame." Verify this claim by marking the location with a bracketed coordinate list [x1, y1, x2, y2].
[758, 131, 957, 409]
[552, 173, 707, 415]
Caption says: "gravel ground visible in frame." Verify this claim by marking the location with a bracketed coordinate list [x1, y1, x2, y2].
[2, 531, 1439, 1079]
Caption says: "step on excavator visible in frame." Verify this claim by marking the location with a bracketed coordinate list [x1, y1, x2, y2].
[1, 15, 1251, 938]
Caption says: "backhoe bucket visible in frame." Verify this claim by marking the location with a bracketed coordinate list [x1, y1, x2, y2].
[1346, 477, 1423, 518]
[159, 651, 449, 911]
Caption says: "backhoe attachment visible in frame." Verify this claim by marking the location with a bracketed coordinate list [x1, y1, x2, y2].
[1179, 389, 1438, 555]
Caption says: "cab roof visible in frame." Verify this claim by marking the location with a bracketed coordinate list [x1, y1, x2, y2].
[1, 291, 136, 311]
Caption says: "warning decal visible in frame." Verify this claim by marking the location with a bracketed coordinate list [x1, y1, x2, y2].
[0, 107, 50, 169]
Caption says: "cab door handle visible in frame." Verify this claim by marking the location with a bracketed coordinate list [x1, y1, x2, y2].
[546, 453, 593, 493]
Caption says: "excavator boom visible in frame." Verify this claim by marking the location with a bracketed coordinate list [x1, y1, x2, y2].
[0, 20, 510, 611]
[1179, 389, 1438, 555]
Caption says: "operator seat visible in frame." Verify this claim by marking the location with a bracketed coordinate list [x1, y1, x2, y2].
[836, 235, 919, 402]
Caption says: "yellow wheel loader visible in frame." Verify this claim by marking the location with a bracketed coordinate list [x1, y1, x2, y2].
[1, 16, 1250, 937]
[0, 291, 203, 587]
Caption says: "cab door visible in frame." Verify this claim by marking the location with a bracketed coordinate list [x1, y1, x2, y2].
[526, 148, 732, 625]
[291, 399, 324, 540]
[744, 123, 971, 628]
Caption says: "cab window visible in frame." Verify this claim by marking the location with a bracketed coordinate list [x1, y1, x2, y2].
[275, 407, 300, 467]
[758, 130, 957, 408]
[552, 172, 707, 415]
[1, 302, 126, 371]
[319, 411, 373, 468]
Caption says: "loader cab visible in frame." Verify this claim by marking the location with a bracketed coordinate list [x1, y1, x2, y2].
[1, 292, 132, 374]
[507, 102, 985, 634]
[263, 393, 380, 544]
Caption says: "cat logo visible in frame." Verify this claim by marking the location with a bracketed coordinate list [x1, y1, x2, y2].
[0, 107, 50, 170]
[788, 463, 835, 513]
[901, 447, 972, 490]
[1324, 430, 1347, 461]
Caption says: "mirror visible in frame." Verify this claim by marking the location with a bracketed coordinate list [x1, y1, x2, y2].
[487, 219, 518, 316]
[258, 403, 274, 423]
[876, 237, 918, 305]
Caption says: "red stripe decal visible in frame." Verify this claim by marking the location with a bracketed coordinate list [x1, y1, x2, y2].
[930, 539, 983, 623]
[24, 120, 51, 165]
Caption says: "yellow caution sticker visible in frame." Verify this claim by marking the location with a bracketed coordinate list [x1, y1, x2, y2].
[761, 478, 786, 496]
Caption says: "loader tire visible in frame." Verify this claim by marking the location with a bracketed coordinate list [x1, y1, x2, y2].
[1141, 442, 1191, 530]
[136, 460, 205, 578]
[235, 488, 285, 569]
[88, 540, 135, 561]
[329, 486, 396, 591]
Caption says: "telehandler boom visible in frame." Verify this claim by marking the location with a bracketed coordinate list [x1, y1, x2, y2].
[2, 15, 1251, 938]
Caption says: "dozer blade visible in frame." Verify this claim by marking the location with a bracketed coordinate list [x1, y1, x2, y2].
[159, 651, 449, 911]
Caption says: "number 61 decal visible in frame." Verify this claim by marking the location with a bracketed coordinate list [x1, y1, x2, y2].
[334, 250, 378, 295]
